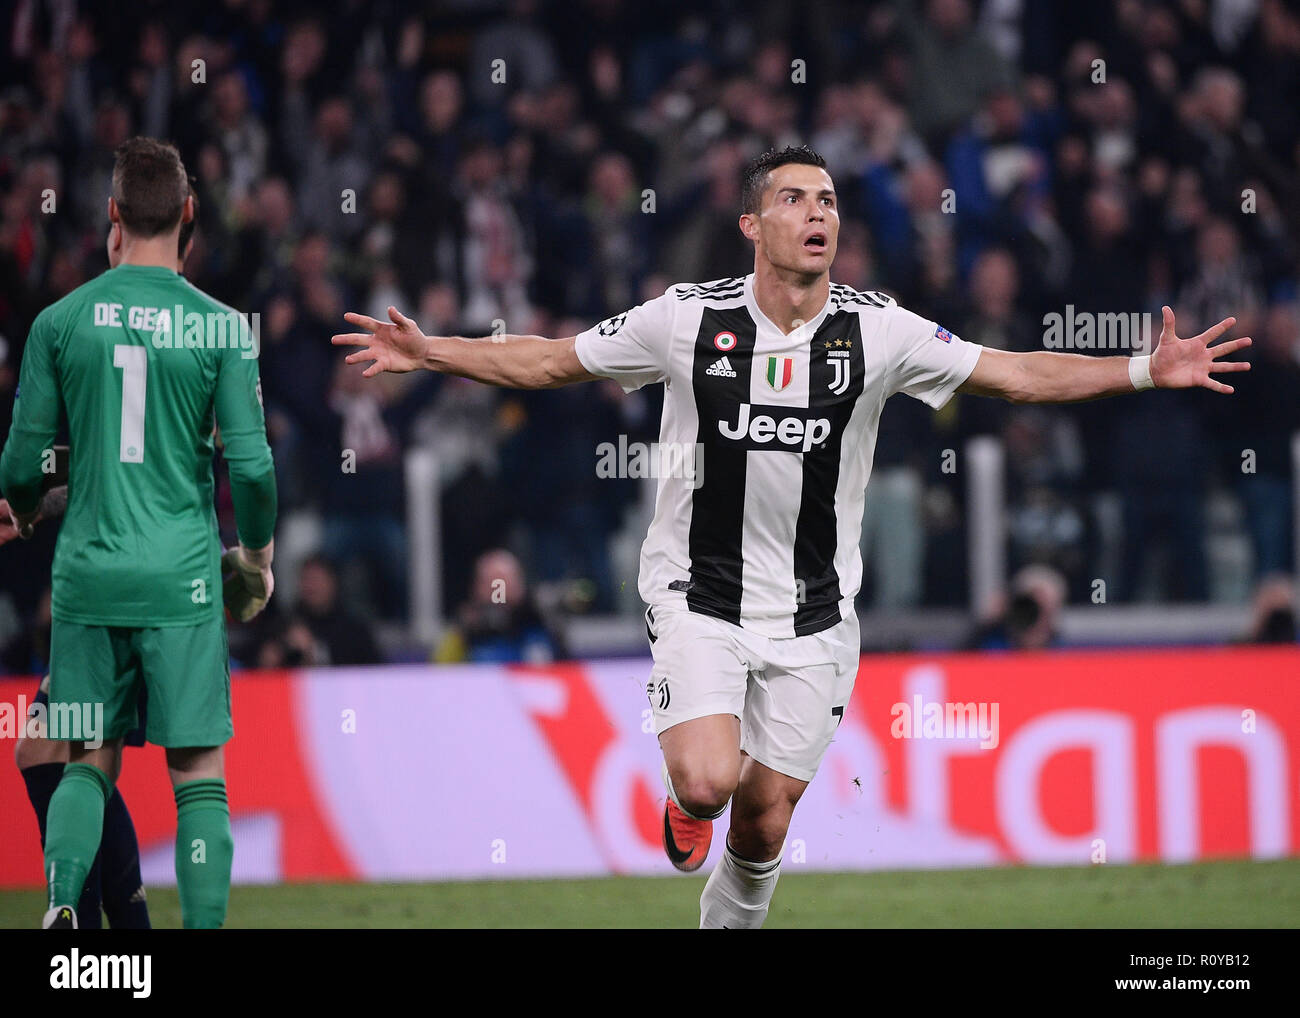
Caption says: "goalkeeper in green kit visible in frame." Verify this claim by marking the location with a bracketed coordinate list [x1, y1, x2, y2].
[0, 137, 277, 929]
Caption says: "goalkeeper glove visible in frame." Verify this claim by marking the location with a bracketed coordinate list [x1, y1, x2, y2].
[221, 541, 275, 622]
[6, 500, 37, 540]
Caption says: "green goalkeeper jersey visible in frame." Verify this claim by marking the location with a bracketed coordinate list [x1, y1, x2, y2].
[0, 263, 277, 627]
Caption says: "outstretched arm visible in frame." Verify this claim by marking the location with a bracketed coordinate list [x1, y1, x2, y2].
[958, 307, 1251, 404]
[331, 306, 600, 389]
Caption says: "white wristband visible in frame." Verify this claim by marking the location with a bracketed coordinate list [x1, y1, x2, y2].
[1128, 354, 1154, 391]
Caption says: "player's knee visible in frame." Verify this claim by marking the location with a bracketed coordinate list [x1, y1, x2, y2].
[730, 787, 800, 857]
[745, 813, 791, 854]
[729, 808, 792, 861]
[15, 736, 64, 771]
[672, 765, 738, 818]
[69, 741, 123, 785]
[166, 745, 223, 785]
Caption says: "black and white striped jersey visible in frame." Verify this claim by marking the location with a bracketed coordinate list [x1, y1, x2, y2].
[575, 274, 982, 638]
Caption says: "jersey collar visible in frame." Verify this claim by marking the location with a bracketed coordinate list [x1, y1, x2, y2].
[743, 273, 834, 341]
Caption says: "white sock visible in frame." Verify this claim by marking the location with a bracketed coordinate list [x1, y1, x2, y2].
[699, 840, 782, 929]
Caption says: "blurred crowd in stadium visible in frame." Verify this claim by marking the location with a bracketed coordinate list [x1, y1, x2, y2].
[2, 0, 1299, 664]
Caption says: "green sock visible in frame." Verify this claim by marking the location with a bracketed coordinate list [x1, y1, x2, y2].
[174, 779, 233, 929]
[45, 762, 111, 910]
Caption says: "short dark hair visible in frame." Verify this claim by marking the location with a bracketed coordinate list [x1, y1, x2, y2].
[178, 176, 198, 259]
[741, 145, 827, 214]
[111, 137, 189, 238]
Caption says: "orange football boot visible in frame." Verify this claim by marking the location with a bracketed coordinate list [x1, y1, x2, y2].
[662, 798, 713, 872]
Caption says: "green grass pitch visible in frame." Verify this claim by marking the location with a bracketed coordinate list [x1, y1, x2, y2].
[2, 859, 1296, 928]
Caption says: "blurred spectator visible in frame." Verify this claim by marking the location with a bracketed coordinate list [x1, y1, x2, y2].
[1225, 302, 1300, 577]
[1112, 384, 1213, 603]
[209, 71, 266, 205]
[897, 0, 1014, 148]
[1241, 574, 1297, 644]
[320, 356, 434, 620]
[297, 96, 371, 241]
[468, 0, 559, 109]
[456, 138, 532, 328]
[1177, 218, 1264, 331]
[435, 549, 563, 664]
[965, 564, 1067, 650]
[229, 176, 298, 299]
[584, 151, 652, 315]
[412, 370, 514, 612]
[500, 367, 632, 613]
[962, 248, 1037, 352]
[660, 138, 752, 283]
[250, 555, 381, 668]
[945, 86, 1055, 277]
[415, 70, 466, 168]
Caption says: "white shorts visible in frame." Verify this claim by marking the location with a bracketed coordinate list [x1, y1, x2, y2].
[644, 604, 860, 782]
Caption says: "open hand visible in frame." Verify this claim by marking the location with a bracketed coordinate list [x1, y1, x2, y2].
[1150, 306, 1252, 394]
[331, 306, 429, 377]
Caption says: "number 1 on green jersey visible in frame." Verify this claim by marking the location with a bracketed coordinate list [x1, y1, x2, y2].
[113, 344, 146, 463]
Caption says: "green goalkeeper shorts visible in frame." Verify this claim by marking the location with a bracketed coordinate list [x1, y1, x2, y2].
[48, 615, 233, 748]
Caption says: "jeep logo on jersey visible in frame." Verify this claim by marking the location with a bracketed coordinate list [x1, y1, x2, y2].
[718, 403, 831, 452]
[765, 355, 794, 391]
[713, 330, 737, 352]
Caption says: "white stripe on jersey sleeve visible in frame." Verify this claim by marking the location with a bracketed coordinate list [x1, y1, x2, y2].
[573, 291, 677, 393]
[884, 306, 983, 409]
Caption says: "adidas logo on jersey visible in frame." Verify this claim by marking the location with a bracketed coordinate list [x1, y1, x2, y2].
[706, 357, 737, 378]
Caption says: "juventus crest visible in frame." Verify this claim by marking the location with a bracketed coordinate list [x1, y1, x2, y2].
[827, 349, 851, 395]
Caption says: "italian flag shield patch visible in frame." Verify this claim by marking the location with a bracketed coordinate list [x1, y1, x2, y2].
[765, 356, 794, 392]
